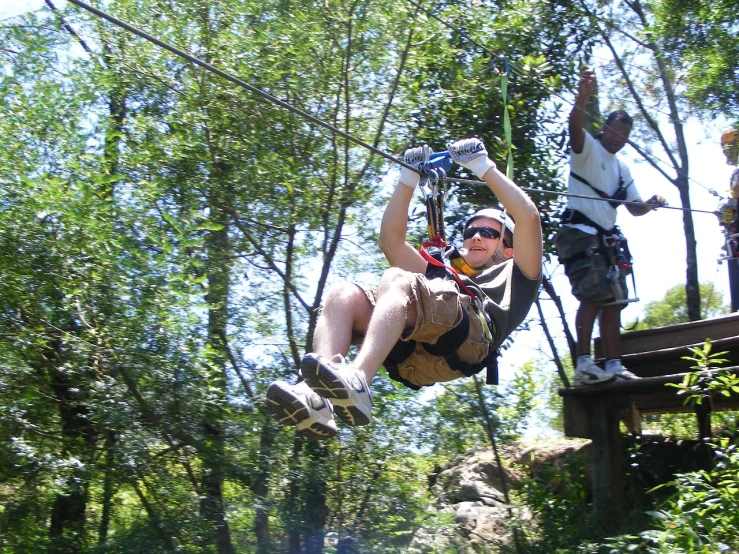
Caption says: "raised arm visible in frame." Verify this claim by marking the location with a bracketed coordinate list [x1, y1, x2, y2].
[569, 67, 596, 154]
[378, 147, 429, 273]
[447, 138, 542, 279]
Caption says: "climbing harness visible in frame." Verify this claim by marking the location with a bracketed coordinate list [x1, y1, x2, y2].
[415, 147, 488, 299]
[601, 230, 638, 306]
[559, 209, 639, 305]
[569, 168, 632, 209]
[717, 197, 739, 261]
[393, 57, 514, 386]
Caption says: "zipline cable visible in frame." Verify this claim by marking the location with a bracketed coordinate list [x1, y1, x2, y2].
[63, 0, 719, 217]
[63, 0, 423, 176]
[448, 177, 718, 215]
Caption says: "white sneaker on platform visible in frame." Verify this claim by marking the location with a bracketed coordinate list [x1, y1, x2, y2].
[300, 353, 373, 426]
[573, 357, 615, 386]
[606, 362, 640, 381]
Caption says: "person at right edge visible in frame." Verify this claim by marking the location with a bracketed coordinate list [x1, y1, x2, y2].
[554, 67, 667, 386]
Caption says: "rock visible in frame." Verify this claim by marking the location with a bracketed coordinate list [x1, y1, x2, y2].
[409, 440, 587, 553]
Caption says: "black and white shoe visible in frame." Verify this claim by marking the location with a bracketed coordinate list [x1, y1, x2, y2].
[300, 353, 373, 426]
[266, 381, 337, 440]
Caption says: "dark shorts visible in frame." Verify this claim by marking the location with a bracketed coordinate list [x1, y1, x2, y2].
[352, 274, 489, 387]
[554, 226, 628, 303]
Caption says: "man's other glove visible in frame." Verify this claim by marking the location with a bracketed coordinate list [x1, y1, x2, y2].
[447, 138, 496, 179]
[399, 145, 429, 189]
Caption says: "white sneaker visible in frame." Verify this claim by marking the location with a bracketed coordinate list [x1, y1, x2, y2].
[266, 381, 337, 440]
[606, 363, 640, 381]
[573, 357, 615, 386]
[300, 353, 373, 426]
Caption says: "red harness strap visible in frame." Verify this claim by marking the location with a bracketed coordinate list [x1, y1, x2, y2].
[418, 242, 478, 299]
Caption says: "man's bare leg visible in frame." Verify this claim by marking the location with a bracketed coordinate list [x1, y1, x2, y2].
[599, 303, 623, 361]
[353, 267, 418, 383]
[312, 282, 374, 359]
[575, 300, 601, 358]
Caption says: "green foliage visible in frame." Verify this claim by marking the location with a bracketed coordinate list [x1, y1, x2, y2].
[512, 449, 594, 550]
[9, 0, 734, 551]
[641, 413, 705, 439]
[667, 340, 738, 408]
[497, 360, 540, 441]
[411, 360, 543, 457]
[1, 0, 417, 550]
[392, 0, 594, 247]
[652, 0, 739, 120]
[596, 439, 739, 553]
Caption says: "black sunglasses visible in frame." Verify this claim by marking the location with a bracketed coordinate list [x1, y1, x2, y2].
[462, 226, 501, 240]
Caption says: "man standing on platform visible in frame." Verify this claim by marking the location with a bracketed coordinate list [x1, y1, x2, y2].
[555, 67, 667, 386]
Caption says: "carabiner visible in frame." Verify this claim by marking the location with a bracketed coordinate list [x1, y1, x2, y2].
[490, 54, 510, 77]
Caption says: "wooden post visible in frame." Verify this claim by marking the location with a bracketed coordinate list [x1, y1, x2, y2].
[589, 397, 625, 528]
[695, 401, 714, 469]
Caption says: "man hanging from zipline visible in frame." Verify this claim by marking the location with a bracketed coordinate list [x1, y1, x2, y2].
[266, 137, 543, 439]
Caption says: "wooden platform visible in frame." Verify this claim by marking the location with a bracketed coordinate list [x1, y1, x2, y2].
[564, 312, 739, 437]
[561, 368, 739, 438]
[558, 313, 739, 527]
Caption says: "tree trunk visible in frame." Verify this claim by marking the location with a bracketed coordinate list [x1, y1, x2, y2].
[48, 354, 94, 554]
[541, 276, 577, 365]
[98, 431, 117, 545]
[200, 202, 235, 554]
[677, 175, 701, 320]
[254, 411, 277, 554]
[535, 295, 571, 387]
[303, 443, 330, 554]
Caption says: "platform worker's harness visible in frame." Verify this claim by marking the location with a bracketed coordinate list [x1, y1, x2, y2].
[559, 173, 637, 306]
[717, 128, 739, 260]
[383, 147, 502, 387]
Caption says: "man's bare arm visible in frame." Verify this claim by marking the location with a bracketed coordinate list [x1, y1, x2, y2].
[447, 138, 542, 279]
[569, 67, 595, 154]
[378, 147, 429, 273]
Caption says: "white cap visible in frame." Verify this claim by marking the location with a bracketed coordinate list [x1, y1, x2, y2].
[464, 208, 514, 235]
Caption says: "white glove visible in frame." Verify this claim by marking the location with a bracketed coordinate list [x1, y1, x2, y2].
[447, 138, 496, 178]
[399, 145, 430, 189]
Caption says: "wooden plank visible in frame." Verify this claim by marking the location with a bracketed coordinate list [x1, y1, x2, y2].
[594, 313, 739, 357]
[634, 388, 739, 415]
[620, 336, 739, 378]
[559, 367, 739, 398]
[621, 401, 641, 435]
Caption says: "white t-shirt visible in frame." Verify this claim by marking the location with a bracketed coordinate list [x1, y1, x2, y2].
[565, 132, 642, 232]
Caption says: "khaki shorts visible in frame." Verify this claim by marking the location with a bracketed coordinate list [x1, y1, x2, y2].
[554, 226, 628, 303]
[353, 273, 489, 387]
